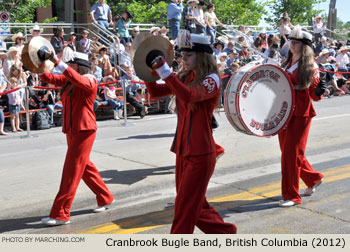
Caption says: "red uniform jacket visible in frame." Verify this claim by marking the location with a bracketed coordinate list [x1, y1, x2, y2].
[146, 71, 220, 156]
[285, 61, 321, 117]
[40, 60, 97, 134]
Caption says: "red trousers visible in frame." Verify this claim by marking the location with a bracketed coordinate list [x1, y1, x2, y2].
[50, 130, 114, 221]
[278, 116, 324, 203]
[171, 153, 237, 234]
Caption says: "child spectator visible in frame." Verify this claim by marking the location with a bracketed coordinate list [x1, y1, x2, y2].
[102, 75, 124, 120]
[79, 30, 93, 53]
[7, 77, 23, 132]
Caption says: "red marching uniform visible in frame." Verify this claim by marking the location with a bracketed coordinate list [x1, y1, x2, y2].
[40, 60, 114, 222]
[279, 61, 324, 204]
[146, 71, 236, 234]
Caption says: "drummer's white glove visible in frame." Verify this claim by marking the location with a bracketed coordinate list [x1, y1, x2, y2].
[146, 50, 172, 79]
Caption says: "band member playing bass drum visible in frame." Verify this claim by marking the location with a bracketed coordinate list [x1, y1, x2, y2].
[278, 26, 326, 207]
[144, 30, 237, 233]
[38, 51, 115, 225]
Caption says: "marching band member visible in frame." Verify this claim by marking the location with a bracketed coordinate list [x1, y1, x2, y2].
[279, 26, 326, 207]
[144, 31, 237, 233]
[39, 50, 115, 225]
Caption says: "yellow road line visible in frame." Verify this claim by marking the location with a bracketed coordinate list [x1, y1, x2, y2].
[75, 165, 350, 234]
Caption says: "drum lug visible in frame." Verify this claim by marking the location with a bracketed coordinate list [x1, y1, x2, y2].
[226, 112, 241, 117]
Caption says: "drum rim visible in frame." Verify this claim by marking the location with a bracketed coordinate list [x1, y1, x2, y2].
[224, 64, 295, 137]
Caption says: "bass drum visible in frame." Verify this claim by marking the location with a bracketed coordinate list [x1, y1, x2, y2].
[224, 64, 295, 137]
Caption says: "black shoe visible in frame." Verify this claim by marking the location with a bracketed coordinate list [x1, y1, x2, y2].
[140, 108, 146, 119]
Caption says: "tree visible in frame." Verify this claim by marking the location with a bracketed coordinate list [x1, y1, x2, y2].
[0, 0, 52, 23]
[90, 0, 267, 26]
[212, 0, 267, 26]
[264, 0, 326, 26]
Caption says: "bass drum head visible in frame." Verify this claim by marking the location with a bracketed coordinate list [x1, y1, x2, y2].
[224, 64, 294, 137]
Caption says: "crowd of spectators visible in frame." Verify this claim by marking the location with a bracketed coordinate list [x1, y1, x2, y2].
[0, 0, 350, 136]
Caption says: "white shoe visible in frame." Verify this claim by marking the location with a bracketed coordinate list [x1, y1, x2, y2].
[113, 110, 120, 120]
[41, 217, 70, 226]
[304, 178, 324, 196]
[118, 109, 123, 119]
[93, 199, 116, 213]
[279, 200, 299, 207]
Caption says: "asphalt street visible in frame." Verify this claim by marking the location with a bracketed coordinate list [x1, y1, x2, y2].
[0, 95, 349, 234]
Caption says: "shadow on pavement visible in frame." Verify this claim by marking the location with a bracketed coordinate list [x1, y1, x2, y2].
[100, 166, 175, 185]
[117, 133, 174, 140]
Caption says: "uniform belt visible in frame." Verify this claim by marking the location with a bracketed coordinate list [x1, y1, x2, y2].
[97, 19, 108, 21]
[169, 18, 179, 22]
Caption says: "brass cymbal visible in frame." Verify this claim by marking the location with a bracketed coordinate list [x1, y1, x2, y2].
[21, 36, 55, 74]
[132, 32, 174, 82]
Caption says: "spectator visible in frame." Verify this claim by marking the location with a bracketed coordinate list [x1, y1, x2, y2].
[280, 17, 293, 48]
[108, 37, 125, 66]
[253, 36, 262, 50]
[238, 42, 251, 64]
[205, 3, 223, 44]
[26, 73, 42, 109]
[315, 36, 327, 55]
[263, 43, 280, 65]
[213, 40, 224, 60]
[97, 45, 113, 77]
[102, 75, 124, 120]
[119, 42, 133, 71]
[29, 24, 43, 39]
[7, 64, 27, 109]
[160, 26, 169, 39]
[12, 32, 25, 55]
[258, 30, 268, 51]
[167, 0, 184, 40]
[194, 1, 206, 35]
[277, 12, 289, 28]
[121, 67, 146, 119]
[0, 50, 6, 67]
[0, 37, 6, 51]
[50, 27, 65, 56]
[64, 32, 78, 51]
[217, 52, 228, 73]
[0, 67, 7, 135]
[150, 27, 160, 36]
[42, 86, 63, 127]
[238, 25, 245, 34]
[3, 47, 21, 77]
[172, 52, 183, 73]
[336, 46, 350, 79]
[132, 26, 140, 40]
[90, 0, 113, 38]
[223, 41, 235, 54]
[318, 53, 342, 95]
[183, 0, 197, 33]
[7, 77, 23, 132]
[226, 50, 239, 67]
[114, 10, 132, 46]
[328, 41, 337, 57]
[79, 30, 94, 54]
[91, 55, 103, 84]
[313, 15, 326, 45]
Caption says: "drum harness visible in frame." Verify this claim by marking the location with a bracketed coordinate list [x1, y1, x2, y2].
[283, 61, 302, 91]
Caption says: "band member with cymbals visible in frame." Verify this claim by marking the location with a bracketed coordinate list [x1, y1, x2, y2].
[278, 26, 326, 207]
[38, 49, 115, 225]
[143, 30, 237, 233]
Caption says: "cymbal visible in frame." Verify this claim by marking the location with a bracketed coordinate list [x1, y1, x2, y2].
[21, 36, 55, 74]
[132, 33, 174, 82]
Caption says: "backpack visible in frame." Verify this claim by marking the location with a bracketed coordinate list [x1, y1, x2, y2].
[32, 110, 51, 130]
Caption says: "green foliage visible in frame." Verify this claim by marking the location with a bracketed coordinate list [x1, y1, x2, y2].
[212, 0, 267, 26]
[0, 0, 52, 23]
[264, 0, 326, 26]
[92, 0, 266, 26]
